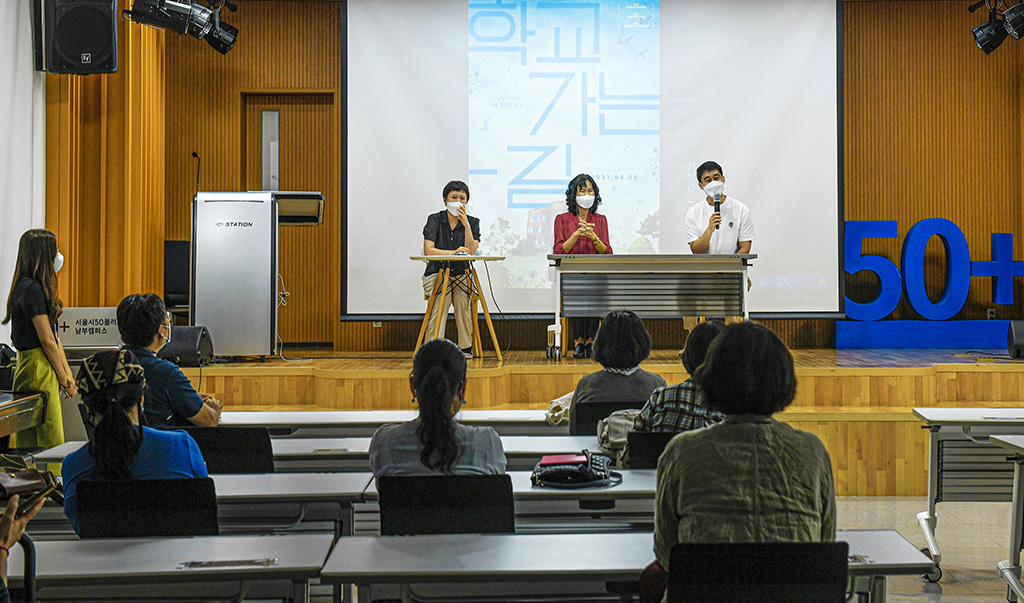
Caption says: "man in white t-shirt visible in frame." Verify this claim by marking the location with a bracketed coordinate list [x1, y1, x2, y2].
[685, 161, 755, 254]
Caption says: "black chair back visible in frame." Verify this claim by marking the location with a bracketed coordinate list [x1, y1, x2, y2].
[164, 240, 191, 309]
[77, 477, 219, 538]
[174, 426, 274, 474]
[377, 474, 515, 535]
[571, 400, 645, 436]
[626, 431, 678, 468]
[668, 541, 850, 603]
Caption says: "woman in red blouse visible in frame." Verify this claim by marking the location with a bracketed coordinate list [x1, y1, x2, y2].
[553, 174, 613, 358]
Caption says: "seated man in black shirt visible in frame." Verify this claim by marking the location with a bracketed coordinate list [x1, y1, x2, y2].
[421, 180, 481, 357]
[116, 294, 222, 427]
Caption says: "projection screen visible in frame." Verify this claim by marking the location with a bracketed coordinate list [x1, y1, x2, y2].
[346, 0, 841, 316]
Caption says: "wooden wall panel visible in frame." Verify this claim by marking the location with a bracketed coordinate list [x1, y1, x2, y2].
[45, 19, 165, 306]
[165, 1, 342, 345]
[843, 1, 1024, 319]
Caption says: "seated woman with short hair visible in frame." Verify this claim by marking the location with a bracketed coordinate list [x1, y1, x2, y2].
[653, 322, 836, 568]
[369, 339, 506, 476]
[568, 311, 666, 434]
[62, 349, 208, 536]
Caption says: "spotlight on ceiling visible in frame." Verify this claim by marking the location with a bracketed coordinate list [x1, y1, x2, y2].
[973, 7, 1008, 53]
[122, 0, 237, 55]
[1004, 3, 1024, 39]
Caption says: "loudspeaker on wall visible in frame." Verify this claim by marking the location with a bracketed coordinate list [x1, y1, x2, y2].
[33, 0, 118, 74]
[158, 326, 215, 368]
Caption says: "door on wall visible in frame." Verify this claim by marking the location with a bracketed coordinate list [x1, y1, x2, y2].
[243, 93, 334, 346]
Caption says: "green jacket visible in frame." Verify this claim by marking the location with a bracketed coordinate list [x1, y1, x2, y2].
[654, 414, 836, 569]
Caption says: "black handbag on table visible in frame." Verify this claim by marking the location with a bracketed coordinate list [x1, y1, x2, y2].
[530, 449, 622, 489]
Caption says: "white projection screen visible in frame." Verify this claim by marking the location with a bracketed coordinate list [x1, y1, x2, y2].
[346, 0, 840, 316]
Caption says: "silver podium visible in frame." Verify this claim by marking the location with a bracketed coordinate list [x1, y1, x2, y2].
[192, 192, 278, 357]
[548, 254, 756, 355]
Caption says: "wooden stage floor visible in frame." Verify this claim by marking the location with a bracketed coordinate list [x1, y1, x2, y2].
[182, 348, 1024, 497]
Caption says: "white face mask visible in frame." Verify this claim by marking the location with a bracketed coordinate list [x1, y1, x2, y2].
[575, 195, 596, 209]
[446, 201, 464, 217]
[53, 251, 64, 273]
[702, 180, 725, 200]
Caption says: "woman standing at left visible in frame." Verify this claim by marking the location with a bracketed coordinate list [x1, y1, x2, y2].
[1, 229, 75, 449]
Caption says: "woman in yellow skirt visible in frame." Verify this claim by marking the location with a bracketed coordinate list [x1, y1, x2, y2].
[1, 229, 76, 450]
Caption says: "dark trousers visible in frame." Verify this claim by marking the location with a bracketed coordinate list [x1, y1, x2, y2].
[569, 317, 599, 341]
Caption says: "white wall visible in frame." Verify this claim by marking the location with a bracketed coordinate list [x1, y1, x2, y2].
[0, 3, 47, 344]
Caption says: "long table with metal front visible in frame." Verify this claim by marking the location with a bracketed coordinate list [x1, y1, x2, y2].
[319, 529, 933, 603]
[985, 435, 1024, 602]
[912, 407, 1024, 582]
[33, 435, 601, 472]
[220, 409, 567, 437]
[6, 533, 334, 603]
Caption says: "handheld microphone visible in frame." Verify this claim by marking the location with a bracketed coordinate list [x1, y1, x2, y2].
[191, 152, 201, 198]
[713, 194, 721, 230]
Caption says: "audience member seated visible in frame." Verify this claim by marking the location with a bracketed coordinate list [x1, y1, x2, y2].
[370, 339, 506, 476]
[117, 293, 222, 427]
[648, 322, 836, 601]
[633, 321, 725, 433]
[62, 350, 208, 535]
[569, 311, 666, 434]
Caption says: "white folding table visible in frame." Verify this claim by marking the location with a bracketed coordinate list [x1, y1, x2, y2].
[6, 533, 333, 602]
[912, 407, 1024, 581]
[319, 529, 932, 603]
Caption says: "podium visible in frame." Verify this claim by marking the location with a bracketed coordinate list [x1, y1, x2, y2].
[412, 255, 505, 363]
[548, 254, 757, 356]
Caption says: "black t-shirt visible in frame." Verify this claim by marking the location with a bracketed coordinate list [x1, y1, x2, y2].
[422, 210, 482, 276]
[9, 279, 52, 351]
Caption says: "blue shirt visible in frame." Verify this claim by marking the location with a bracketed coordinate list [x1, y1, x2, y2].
[61, 426, 209, 535]
[128, 346, 204, 427]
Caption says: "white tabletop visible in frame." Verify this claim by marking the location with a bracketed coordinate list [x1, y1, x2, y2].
[220, 409, 553, 428]
[319, 529, 930, 584]
[990, 435, 1024, 456]
[34, 435, 599, 465]
[913, 407, 1024, 426]
[410, 255, 505, 262]
[6, 533, 334, 587]
[361, 469, 658, 501]
[272, 435, 599, 459]
[212, 472, 374, 503]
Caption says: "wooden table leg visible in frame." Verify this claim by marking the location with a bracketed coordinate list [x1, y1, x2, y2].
[434, 268, 451, 341]
[415, 270, 445, 352]
[469, 276, 483, 358]
[471, 267, 502, 364]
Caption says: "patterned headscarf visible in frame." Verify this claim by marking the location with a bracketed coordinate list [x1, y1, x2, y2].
[76, 349, 146, 398]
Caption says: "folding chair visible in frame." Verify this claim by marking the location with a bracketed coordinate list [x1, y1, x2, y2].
[626, 431, 678, 469]
[377, 474, 514, 535]
[175, 426, 274, 474]
[76, 477, 219, 538]
[571, 400, 645, 436]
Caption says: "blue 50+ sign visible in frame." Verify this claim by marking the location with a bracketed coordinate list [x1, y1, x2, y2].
[846, 219, 1024, 321]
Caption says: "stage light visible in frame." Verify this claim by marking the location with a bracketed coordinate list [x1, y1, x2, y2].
[122, 0, 237, 55]
[1004, 3, 1024, 39]
[973, 8, 1008, 54]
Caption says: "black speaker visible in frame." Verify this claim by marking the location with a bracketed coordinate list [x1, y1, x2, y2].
[158, 326, 214, 367]
[1009, 321, 1024, 359]
[39, 0, 118, 74]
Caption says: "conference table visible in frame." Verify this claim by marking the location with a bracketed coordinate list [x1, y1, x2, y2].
[912, 407, 1024, 581]
[985, 435, 1024, 602]
[319, 529, 933, 603]
[220, 409, 567, 437]
[6, 533, 334, 603]
[33, 435, 601, 472]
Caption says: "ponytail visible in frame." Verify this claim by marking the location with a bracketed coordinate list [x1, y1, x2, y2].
[83, 383, 144, 480]
[412, 340, 466, 472]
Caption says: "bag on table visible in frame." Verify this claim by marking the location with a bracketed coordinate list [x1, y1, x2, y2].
[530, 449, 622, 489]
[0, 455, 63, 505]
[545, 391, 573, 426]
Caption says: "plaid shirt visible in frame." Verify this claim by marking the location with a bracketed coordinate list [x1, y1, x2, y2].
[633, 379, 723, 432]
